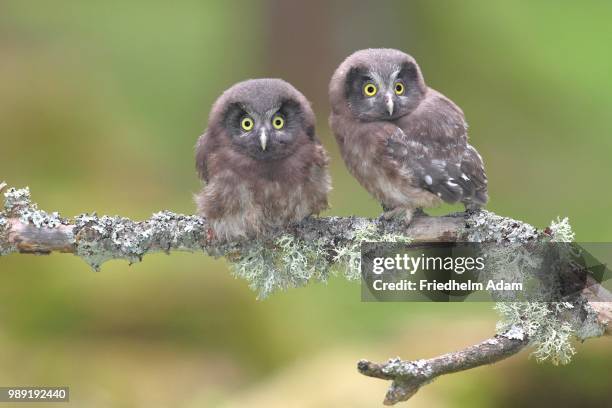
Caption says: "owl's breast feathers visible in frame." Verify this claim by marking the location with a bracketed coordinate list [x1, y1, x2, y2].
[195, 135, 330, 240]
[331, 89, 487, 209]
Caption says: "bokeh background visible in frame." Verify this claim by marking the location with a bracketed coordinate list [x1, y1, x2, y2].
[1, 1, 611, 407]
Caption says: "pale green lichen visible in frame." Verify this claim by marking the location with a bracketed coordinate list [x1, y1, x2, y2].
[467, 210, 539, 243]
[3, 186, 67, 228]
[549, 216, 575, 243]
[0, 216, 12, 256]
[333, 223, 411, 280]
[502, 324, 526, 341]
[382, 356, 433, 378]
[495, 302, 576, 365]
[275, 234, 329, 282]
[229, 221, 411, 298]
[482, 242, 544, 302]
[74, 214, 145, 270]
[1, 186, 70, 256]
[3, 186, 32, 213]
[229, 234, 329, 299]
[74, 211, 207, 271]
[332, 223, 379, 280]
[484, 215, 583, 365]
[494, 217, 579, 365]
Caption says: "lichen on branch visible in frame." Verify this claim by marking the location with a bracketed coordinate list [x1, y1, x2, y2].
[1, 182, 610, 405]
[230, 222, 411, 298]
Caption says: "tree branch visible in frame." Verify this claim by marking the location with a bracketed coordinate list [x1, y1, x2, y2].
[358, 327, 529, 405]
[1, 183, 609, 405]
[0, 184, 468, 267]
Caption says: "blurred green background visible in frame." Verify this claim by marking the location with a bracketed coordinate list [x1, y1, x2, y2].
[1, 1, 610, 407]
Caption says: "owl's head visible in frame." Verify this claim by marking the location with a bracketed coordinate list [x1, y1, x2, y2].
[330, 48, 427, 121]
[209, 79, 315, 160]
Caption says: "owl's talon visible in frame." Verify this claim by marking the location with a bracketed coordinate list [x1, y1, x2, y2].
[403, 209, 415, 225]
[206, 227, 216, 243]
[382, 207, 416, 225]
[413, 208, 427, 217]
[382, 207, 404, 221]
[464, 203, 482, 214]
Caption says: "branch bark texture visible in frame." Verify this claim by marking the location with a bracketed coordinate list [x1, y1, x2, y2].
[0, 183, 609, 405]
[0, 185, 468, 268]
[358, 327, 529, 404]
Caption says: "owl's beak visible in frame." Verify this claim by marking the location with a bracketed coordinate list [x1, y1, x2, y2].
[385, 93, 394, 116]
[259, 128, 267, 151]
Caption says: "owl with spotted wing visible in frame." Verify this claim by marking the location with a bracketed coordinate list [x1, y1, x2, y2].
[329, 48, 488, 223]
[195, 79, 331, 241]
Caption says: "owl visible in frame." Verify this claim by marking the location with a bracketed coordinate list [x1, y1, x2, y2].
[195, 79, 331, 241]
[329, 48, 488, 223]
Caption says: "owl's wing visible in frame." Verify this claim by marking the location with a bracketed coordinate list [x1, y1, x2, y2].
[195, 133, 209, 182]
[458, 145, 488, 205]
[385, 103, 488, 205]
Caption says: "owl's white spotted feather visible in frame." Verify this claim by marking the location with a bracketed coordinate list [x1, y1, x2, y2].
[386, 89, 487, 206]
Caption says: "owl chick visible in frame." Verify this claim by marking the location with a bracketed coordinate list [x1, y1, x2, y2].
[195, 79, 331, 241]
[329, 48, 488, 223]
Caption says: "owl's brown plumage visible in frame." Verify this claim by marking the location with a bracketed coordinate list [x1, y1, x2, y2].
[195, 79, 331, 241]
[329, 49, 488, 223]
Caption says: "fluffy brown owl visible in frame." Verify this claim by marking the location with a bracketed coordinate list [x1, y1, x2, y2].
[195, 79, 331, 241]
[329, 48, 488, 223]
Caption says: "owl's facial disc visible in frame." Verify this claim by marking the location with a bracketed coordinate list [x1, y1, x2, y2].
[345, 62, 424, 121]
[224, 100, 303, 160]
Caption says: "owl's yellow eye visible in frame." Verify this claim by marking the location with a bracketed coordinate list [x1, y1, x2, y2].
[363, 83, 377, 97]
[241, 116, 254, 131]
[394, 82, 405, 95]
[272, 115, 285, 130]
